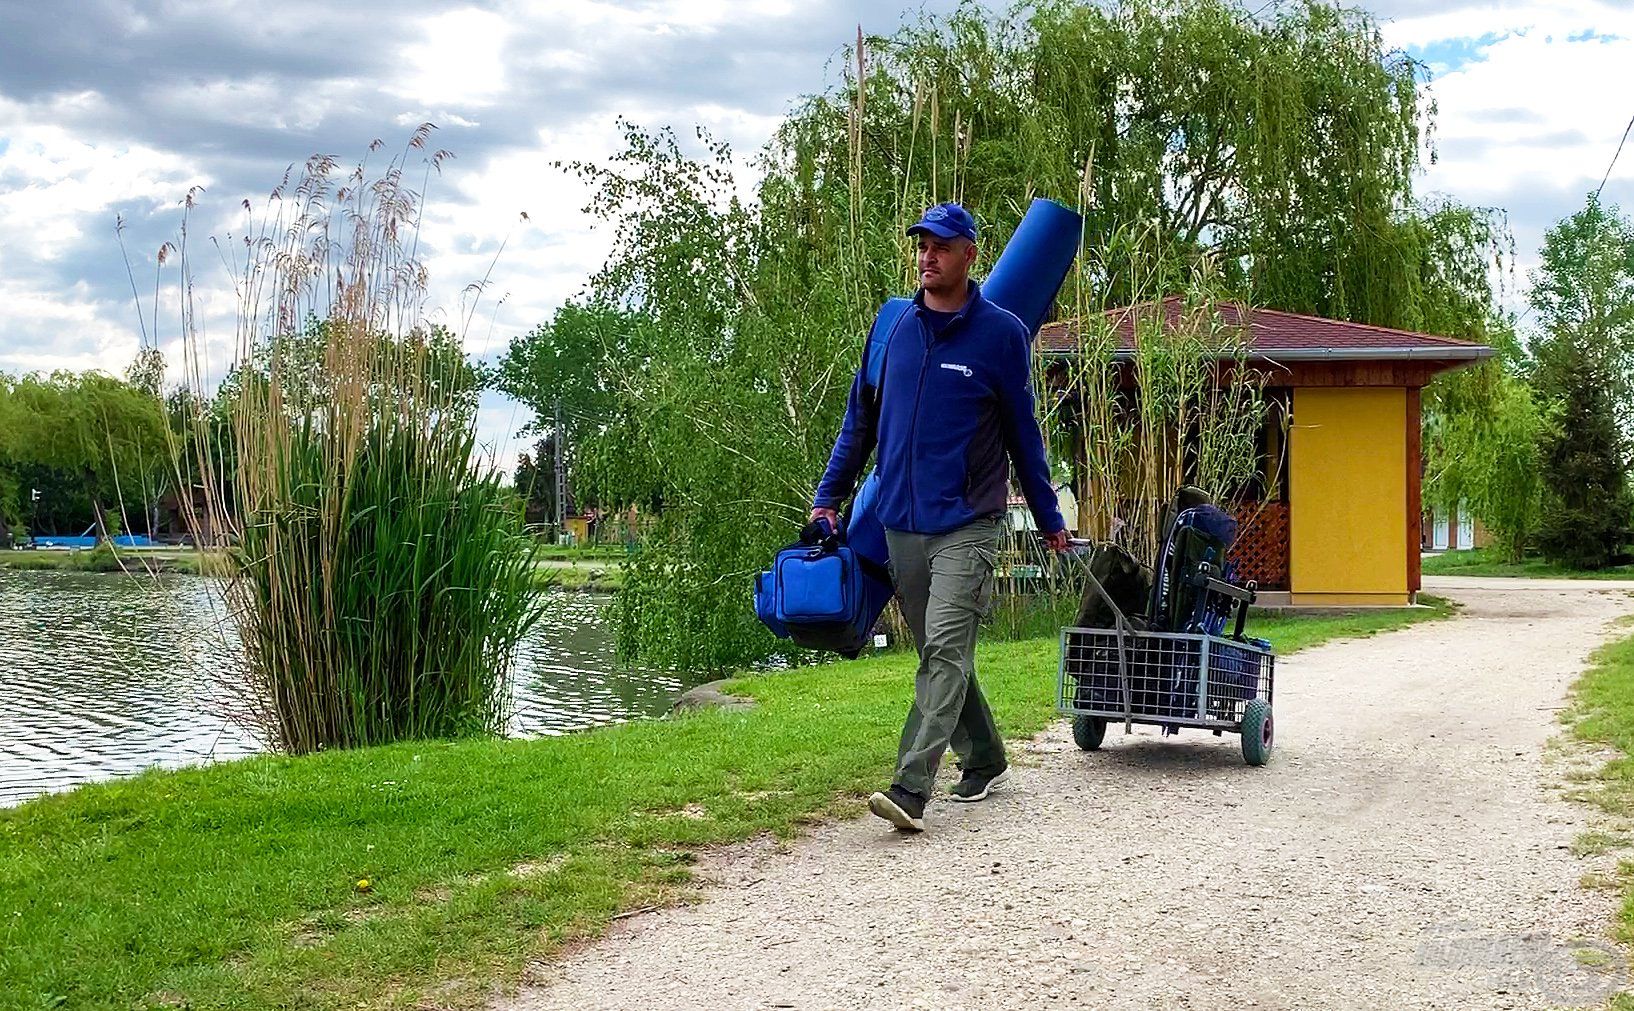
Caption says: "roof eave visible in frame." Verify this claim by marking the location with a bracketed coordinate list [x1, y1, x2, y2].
[1040, 345, 1495, 363]
[1253, 346, 1495, 362]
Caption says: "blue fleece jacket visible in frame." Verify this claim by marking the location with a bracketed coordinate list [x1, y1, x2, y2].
[813, 282, 1065, 536]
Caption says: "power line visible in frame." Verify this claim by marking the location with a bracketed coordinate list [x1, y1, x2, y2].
[1595, 109, 1634, 201]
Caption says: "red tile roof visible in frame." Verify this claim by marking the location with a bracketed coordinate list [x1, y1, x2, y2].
[1036, 296, 1493, 363]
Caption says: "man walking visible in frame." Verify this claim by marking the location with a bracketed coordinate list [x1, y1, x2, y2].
[812, 202, 1068, 833]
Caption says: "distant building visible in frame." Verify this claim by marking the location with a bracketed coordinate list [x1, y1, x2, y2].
[1005, 483, 1078, 534]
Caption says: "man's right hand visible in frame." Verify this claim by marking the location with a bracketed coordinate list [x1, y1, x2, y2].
[809, 507, 839, 532]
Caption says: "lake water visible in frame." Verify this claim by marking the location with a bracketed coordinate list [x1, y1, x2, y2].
[0, 570, 685, 806]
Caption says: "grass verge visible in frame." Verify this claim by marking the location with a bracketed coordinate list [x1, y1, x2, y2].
[1423, 547, 1634, 580]
[0, 548, 221, 576]
[0, 600, 1449, 1011]
[531, 544, 632, 563]
[1563, 617, 1634, 948]
[529, 562, 625, 593]
[1, 551, 615, 589]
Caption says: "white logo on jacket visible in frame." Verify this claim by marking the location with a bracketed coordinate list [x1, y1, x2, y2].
[939, 362, 974, 377]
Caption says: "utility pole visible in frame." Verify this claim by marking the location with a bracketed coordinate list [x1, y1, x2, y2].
[553, 397, 566, 542]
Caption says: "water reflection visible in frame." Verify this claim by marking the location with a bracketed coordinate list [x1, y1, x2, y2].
[0, 570, 683, 805]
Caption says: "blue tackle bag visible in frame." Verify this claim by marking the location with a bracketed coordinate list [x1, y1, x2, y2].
[774, 538, 861, 624]
[754, 516, 892, 659]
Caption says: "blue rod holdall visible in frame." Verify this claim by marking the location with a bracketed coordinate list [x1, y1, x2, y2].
[755, 197, 1084, 655]
[983, 198, 1084, 335]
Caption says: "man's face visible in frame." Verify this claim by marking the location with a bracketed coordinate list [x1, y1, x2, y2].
[916, 234, 976, 294]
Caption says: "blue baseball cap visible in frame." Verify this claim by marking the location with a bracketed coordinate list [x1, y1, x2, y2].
[906, 202, 977, 242]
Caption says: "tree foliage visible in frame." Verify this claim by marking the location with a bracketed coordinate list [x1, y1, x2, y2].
[513, 436, 568, 528]
[550, 124, 868, 669]
[508, 0, 1512, 670]
[1424, 358, 1554, 562]
[494, 303, 663, 512]
[1527, 194, 1634, 567]
[1533, 343, 1633, 568]
[767, 0, 1505, 330]
[0, 369, 170, 539]
[1529, 193, 1634, 433]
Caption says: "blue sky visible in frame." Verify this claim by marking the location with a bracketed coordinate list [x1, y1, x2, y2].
[1, 0, 1630, 474]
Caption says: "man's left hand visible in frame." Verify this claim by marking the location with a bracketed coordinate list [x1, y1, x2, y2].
[1041, 528, 1070, 553]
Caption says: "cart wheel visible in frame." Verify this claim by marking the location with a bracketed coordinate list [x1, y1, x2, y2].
[1240, 699, 1273, 766]
[1072, 715, 1107, 751]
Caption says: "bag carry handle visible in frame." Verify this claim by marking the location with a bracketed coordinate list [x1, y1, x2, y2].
[785, 515, 892, 589]
[798, 516, 841, 553]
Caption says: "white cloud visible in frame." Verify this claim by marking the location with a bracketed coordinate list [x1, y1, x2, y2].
[1379, 3, 1549, 49]
[0, 279, 140, 373]
[1413, 25, 1634, 197]
[0, 98, 206, 263]
[1376, 1, 1634, 310]
[392, 9, 510, 108]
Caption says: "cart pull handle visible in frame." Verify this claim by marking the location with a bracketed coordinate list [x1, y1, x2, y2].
[1065, 537, 1137, 732]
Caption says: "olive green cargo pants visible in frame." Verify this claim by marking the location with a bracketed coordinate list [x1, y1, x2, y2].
[884, 515, 1006, 799]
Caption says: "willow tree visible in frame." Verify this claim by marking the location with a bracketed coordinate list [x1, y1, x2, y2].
[543, 124, 875, 669]
[516, 0, 1508, 670]
[0, 370, 169, 541]
[760, 0, 1504, 333]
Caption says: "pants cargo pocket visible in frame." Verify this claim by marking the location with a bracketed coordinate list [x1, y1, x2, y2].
[929, 552, 984, 614]
[972, 544, 997, 616]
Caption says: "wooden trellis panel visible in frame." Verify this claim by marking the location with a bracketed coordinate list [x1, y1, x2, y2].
[1229, 501, 1289, 590]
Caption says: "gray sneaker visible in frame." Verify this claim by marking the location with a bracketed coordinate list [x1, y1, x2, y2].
[948, 765, 1010, 802]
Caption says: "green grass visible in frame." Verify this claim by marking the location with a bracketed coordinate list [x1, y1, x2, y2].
[1563, 618, 1634, 947]
[0, 549, 228, 576]
[529, 562, 625, 593]
[531, 543, 631, 562]
[1422, 547, 1634, 580]
[0, 547, 202, 575]
[982, 584, 1454, 648]
[0, 602, 1449, 1011]
[1572, 831, 1633, 858]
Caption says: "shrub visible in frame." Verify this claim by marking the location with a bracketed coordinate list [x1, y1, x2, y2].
[169, 135, 544, 752]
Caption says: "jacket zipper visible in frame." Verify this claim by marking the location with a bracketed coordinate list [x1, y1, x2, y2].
[906, 316, 932, 532]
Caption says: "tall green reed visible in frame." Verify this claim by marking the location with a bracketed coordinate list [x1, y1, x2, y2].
[991, 229, 1274, 633]
[1053, 223, 1275, 572]
[170, 130, 542, 753]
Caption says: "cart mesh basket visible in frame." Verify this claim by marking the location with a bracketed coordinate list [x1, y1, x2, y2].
[1058, 627, 1273, 729]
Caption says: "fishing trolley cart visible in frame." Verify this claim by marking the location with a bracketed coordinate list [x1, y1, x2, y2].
[1056, 514, 1277, 766]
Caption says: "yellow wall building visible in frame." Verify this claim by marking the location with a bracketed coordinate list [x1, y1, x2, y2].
[1288, 387, 1409, 606]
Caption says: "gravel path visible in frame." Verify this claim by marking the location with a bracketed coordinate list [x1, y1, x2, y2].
[508, 580, 1634, 1010]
